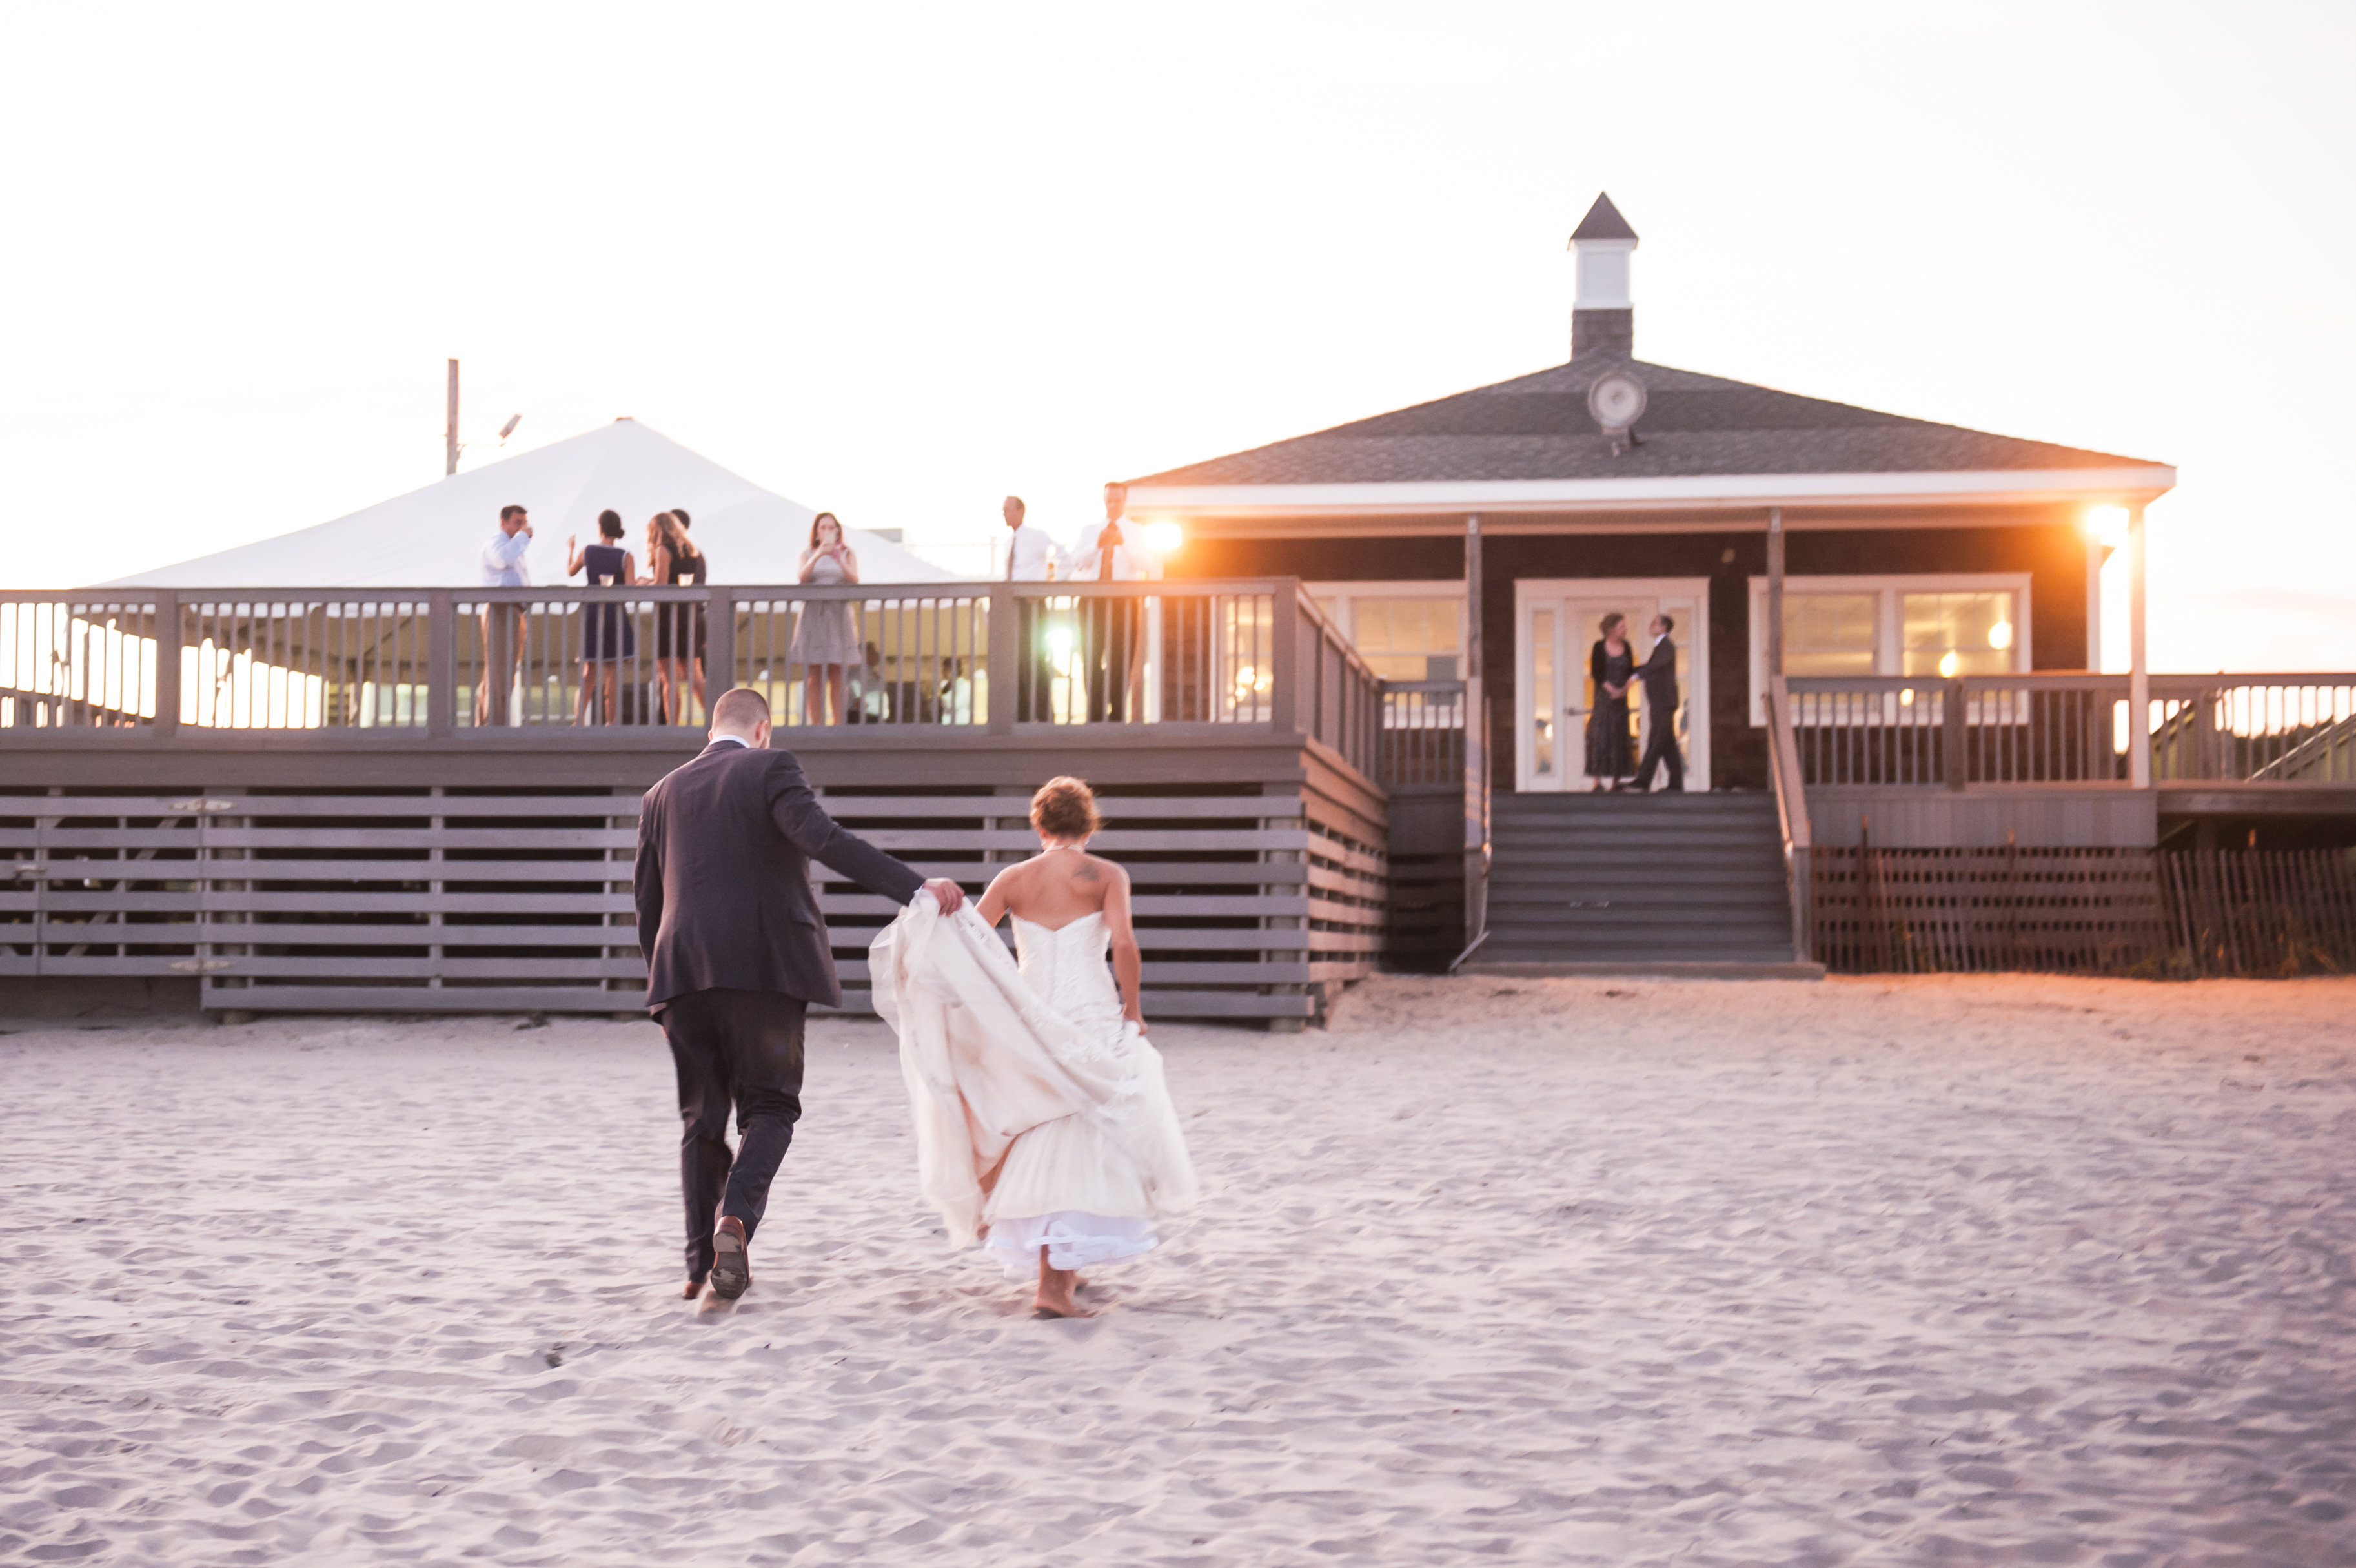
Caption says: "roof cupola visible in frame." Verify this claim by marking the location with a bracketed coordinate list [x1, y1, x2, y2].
[1569, 192, 1637, 360]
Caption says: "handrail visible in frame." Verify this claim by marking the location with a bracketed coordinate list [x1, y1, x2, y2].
[1447, 695, 1493, 973]
[1765, 675, 1814, 962]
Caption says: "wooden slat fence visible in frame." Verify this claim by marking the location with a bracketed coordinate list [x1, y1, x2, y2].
[0, 781, 1382, 1021]
[2158, 849, 2356, 977]
[1811, 844, 2356, 977]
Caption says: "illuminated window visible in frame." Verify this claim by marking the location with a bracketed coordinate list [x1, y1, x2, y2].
[1782, 594, 1878, 677]
[1747, 575, 2029, 722]
[1306, 586, 1465, 682]
[1902, 592, 2016, 678]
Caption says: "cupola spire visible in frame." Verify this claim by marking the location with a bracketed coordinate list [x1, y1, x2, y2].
[1569, 192, 1638, 359]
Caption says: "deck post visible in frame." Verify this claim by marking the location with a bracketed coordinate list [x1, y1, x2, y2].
[1269, 578, 1300, 737]
[2085, 529, 2104, 673]
[151, 591, 179, 738]
[702, 587, 735, 708]
[1942, 681, 1967, 790]
[986, 584, 1016, 734]
[427, 591, 456, 738]
[2128, 503, 2151, 788]
[1463, 514, 1483, 686]
[1765, 507, 1785, 679]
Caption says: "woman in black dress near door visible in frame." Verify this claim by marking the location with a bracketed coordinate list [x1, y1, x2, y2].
[640, 511, 707, 725]
[565, 510, 637, 725]
[1587, 611, 1636, 791]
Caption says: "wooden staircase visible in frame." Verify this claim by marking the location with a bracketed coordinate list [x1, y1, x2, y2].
[1463, 791, 1820, 977]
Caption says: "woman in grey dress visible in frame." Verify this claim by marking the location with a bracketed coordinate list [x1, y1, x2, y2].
[791, 512, 863, 725]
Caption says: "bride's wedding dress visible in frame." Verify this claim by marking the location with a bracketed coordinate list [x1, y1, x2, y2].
[871, 899, 1197, 1278]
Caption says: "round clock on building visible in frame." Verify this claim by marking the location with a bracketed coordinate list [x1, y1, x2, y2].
[1587, 369, 1647, 433]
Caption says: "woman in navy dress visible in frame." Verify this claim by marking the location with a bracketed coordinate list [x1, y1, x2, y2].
[565, 510, 637, 725]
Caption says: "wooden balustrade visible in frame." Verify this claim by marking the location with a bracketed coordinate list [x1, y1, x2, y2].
[1783, 672, 2356, 790]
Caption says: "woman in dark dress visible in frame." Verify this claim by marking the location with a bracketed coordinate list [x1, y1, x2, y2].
[565, 510, 637, 725]
[640, 511, 708, 725]
[1586, 611, 1636, 791]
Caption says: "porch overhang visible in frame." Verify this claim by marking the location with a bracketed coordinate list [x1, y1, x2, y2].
[1128, 465, 2177, 534]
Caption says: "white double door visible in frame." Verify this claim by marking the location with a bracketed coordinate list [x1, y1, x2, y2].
[1514, 578, 1709, 793]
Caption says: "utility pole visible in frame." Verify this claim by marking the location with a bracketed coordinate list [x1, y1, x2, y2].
[445, 358, 460, 476]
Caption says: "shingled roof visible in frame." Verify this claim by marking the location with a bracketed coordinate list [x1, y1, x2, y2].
[1128, 353, 2157, 489]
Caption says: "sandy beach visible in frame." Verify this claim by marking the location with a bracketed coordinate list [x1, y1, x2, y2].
[4, 973, 2354, 1565]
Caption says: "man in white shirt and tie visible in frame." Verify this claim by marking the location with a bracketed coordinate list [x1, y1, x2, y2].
[1002, 495, 1061, 722]
[476, 504, 533, 726]
[1068, 482, 1139, 723]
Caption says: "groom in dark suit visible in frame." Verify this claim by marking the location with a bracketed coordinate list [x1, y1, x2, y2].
[635, 686, 964, 1301]
[1630, 613, 1685, 792]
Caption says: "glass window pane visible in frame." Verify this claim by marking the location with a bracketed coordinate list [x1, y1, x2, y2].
[1530, 609, 1554, 775]
[1348, 598, 1461, 664]
[1902, 591, 2016, 678]
[1782, 593, 1878, 677]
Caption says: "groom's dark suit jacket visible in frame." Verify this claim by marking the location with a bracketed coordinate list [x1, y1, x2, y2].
[635, 740, 924, 1010]
[1634, 635, 1678, 715]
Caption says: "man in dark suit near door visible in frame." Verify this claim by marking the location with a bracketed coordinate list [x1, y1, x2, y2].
[1630, 613, 1685, 792]
[635, 686, 965, 1302]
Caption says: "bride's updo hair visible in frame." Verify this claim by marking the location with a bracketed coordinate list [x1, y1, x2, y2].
[1030, 776, 1101, 840]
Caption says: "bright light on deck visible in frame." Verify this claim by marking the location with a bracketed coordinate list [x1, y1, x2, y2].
[1938, 650, 1962, 678]
[1144, 522, 1183, 554]
[2084, 505, 2129, 545]
[1988, 620, 2014, 651]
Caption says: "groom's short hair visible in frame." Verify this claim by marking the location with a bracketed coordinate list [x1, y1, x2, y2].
[711, 687, 772, 734]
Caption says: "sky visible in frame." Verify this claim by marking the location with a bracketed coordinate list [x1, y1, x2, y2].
[2, 1, 2350, 671]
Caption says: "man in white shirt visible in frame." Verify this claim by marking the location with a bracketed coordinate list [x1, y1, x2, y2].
[476, 505, 533, 726]
[1068, 482, 1139, 722]
[1002, 495, 1060, 721]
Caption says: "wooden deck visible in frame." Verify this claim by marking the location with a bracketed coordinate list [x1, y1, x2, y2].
[0, 582, 1476, 1019]
[1762, 672, 2356, 976]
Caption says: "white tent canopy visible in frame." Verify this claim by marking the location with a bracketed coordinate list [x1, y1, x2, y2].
[103, 418, 962, 588]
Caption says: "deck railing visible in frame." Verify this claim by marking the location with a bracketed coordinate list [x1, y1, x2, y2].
[1785, 673, 2356, 789]
[1377, 680, 1468, 792]
[2148, 677, 2356, 784]
[0, 582, 1417, 778]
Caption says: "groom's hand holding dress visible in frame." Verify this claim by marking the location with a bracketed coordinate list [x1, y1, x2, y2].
[635, 688, 960, 1301]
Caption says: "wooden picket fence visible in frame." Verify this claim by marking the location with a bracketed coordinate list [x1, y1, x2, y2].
[1811, 845, 2356, 978]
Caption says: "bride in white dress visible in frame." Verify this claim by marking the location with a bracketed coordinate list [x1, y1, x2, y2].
[869, 777, 1196, 1318]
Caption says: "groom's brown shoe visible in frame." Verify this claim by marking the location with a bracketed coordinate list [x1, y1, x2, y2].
[709, 1216, 751, 1301]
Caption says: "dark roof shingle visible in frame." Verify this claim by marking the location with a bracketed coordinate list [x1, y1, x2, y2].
[1569, 192, 1638, 242]
[1130, 354, 2158, 488]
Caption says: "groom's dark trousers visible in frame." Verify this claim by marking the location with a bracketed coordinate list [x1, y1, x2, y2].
[635, 737, 923, 1283]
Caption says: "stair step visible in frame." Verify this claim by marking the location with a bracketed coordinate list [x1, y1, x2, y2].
[1488, 882, 1781, 891]
[1488, 909, 1792, 926]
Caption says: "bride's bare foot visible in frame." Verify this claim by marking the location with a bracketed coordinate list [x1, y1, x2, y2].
[1032, 1250, 1092, 1318]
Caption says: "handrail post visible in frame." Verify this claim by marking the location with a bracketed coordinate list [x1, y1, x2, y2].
[2128, 502, 2151, 788]
[151, 590, 180, 738]
[1943, 680, 1967, 790]
[1268, 578, 1299, 736]
[427, 591, 456, 738]
[987, 583, 1016, 734]
[702, 587, 735, 715]
[1767, 675, 1814, 964]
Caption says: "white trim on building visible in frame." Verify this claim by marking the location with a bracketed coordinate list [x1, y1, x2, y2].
[1130, 465, 2176, 524]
